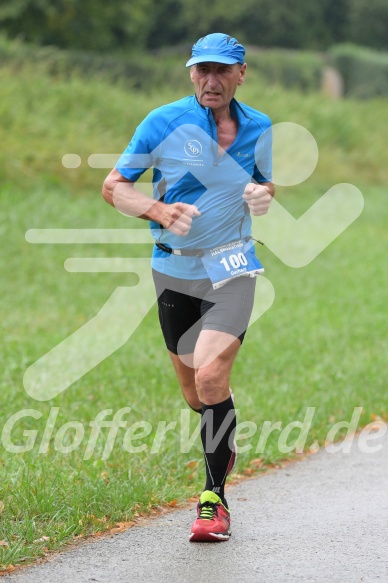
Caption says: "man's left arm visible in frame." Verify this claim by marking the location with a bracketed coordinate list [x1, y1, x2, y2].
[242, 181, 275, 216]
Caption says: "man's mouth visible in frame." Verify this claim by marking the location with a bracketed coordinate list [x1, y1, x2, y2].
[205, 91, 220, 96]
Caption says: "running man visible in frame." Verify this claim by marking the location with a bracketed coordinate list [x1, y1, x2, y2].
[102, 32, 274, 542]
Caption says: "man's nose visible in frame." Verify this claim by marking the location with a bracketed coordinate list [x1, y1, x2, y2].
[207, 72, 219, 89]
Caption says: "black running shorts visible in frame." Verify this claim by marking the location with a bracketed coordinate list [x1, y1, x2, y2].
[152, 269, 256, 355]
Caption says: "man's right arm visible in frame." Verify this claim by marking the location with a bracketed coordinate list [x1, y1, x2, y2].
[102, 168, 200, 236]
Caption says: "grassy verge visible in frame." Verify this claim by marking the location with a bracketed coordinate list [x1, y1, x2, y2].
[0, 64, 387, 569]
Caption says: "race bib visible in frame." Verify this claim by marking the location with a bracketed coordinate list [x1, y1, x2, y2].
[200, 239, 264, 290]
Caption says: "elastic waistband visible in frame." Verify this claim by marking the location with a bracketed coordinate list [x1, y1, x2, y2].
[155, 236, 253, 258]
[155, 242, 204, 257]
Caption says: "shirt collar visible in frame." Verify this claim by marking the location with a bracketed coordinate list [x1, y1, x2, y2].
[192, 95, 250, 128]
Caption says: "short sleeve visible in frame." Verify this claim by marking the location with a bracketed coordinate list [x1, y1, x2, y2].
[115, 113, 159, 182]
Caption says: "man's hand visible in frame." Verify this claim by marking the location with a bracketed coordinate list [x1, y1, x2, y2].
[158, 202, 201, 236]
[242, 183, 274, 216]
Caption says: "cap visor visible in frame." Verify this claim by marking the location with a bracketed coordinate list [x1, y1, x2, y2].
[185, 55, 240, 67]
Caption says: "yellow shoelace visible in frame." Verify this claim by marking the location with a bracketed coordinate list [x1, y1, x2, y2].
[199, 502, 217, 520]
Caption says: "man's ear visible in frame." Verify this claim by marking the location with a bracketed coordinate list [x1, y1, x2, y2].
[190, 67, 195, 83]
[237, 63, 247, 86]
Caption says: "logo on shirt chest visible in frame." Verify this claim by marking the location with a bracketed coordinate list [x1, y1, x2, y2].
[184, 140, 202, 157]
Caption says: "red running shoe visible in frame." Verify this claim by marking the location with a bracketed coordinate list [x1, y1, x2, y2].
[189, 491, 231, 542]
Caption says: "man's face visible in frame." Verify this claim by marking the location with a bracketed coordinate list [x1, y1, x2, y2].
[190, 62, 246, 111]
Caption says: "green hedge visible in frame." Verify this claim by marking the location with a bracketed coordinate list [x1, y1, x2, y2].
[0, 35, 192, 93]
[2, 35, 388, 99]
[330, 43, 388, 98]
[0, 35, 324, 94]
[246, 48, 324, 92]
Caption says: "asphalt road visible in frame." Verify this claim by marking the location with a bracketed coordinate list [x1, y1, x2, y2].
[5, 428, 388, 583]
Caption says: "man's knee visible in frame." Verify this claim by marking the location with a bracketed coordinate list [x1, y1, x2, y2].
[195, 367, 230, 405]
[195, 366, 218, 387]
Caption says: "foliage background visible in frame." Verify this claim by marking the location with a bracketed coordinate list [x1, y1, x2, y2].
[1, 0, 388, 53]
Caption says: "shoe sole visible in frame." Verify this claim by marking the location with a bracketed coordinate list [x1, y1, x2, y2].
[189, 531, 231, 542]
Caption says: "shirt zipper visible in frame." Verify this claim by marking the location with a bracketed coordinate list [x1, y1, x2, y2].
[206, 108, 249, 166]
[206, 110, 219, 166]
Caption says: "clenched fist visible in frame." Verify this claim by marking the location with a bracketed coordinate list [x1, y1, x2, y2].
[242, 183, 274, 216]
[159, 202, 201, 236]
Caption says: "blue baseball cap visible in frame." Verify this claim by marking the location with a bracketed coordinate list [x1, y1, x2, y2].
[186, 33, 246, 67]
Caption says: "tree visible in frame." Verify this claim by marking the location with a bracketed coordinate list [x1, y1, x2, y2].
[0, 0, 154, 51]
[347, 0, 388, 50]
[1, 0, 387, 53]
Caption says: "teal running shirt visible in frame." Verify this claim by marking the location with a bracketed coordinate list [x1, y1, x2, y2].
[116, 95, 272, 279]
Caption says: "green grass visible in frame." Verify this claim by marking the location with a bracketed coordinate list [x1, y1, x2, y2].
[0, 63, 387, 569]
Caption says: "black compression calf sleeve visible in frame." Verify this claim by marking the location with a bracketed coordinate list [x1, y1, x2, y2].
[201, 396, 236, 506]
